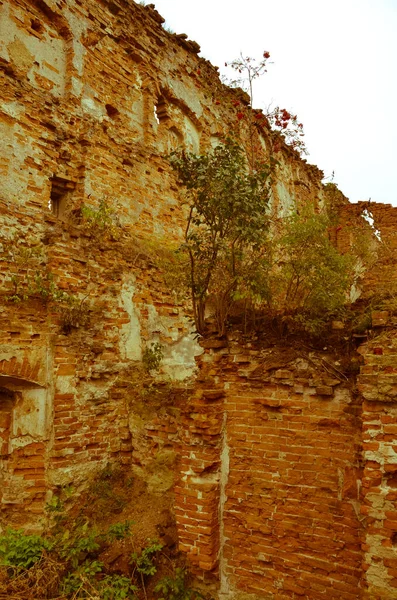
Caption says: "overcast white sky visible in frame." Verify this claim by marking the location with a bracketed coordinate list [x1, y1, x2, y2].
[152, 0, 397, 206]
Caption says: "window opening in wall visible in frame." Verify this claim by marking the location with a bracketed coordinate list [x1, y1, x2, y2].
[154, 97, 169, 124]
[0, 375, 46, 463]
[48, 175, 75, 218]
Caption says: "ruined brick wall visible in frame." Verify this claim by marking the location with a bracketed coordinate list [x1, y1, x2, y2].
[2, 0, 397, 598]
[0, 0, 330, 523]
[335, 200, 397, 302]
[357, 328, 397, 599]
[176, 340, 363, 599]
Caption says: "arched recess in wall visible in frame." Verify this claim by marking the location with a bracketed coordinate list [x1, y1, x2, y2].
[151, 86, 202, 154]
[0, 375, 49, 457]
[0, 373, 50, 511]
[0, 0, 74, 98]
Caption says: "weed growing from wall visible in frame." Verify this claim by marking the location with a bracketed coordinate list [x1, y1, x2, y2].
[266, 207, 354, 335]
[0, 521, 206, 599]
[142, 342, 163, 373]
[80, 198, 121, 240]
[155, 567, 205, 600]
[1, 235, 92, 333]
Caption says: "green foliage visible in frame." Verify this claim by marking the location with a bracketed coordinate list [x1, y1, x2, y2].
[2, 235, 92, 332]
[131, 539, 163, 576]
[58, 293, 91, 334]
[80, 198, 121, 240]
[0, 510, 137, 598]
[61, 559, 103, 596]
[3, 236, 47, 302]
[266, 207, 354, 335]
[99, 574, 138, 599]
[60, 560, 136, 599]
[170, 137, 359, 337]
[106, 520, 133, 541]
[57, 524, 100, 569]
[155, 568, 204, 600]
[142, 342, 163, 372]
[0, 521, 200, 600]
[162, 23, 175, 34]
[170, 138, 271, 335]
[0, 529, 51, 569]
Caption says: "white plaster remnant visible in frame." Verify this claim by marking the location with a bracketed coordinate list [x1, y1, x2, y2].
[162, 335, 202, 381]
[1, 101, 25, 119]
[66, 11, 87, 77]
[219, 413, 231, 597]
[0, 2, 67, 96]
[10, 388, 48, 449]
[145, 304, 202, 381]
[365, 442, 397, 465]
[169, 78, 203, 117]
[183, 115, 200, 153]
[81, 96, 106, 119]
[276, 181, 294, 217]
[119, 281, 142, 361]
[55, 375, 76, 394]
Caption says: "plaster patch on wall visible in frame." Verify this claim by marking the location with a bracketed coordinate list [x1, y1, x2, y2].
[48, 461, 100, 487]
[0, 118, 44, 202]
[162, 334, 202, 381]
[276, 181, 294, 216]
[168, 78, 203, 117]
[66, 10, 87, 77]
[10, 388, 48, 449]
[146, 304, 202, 381]
[55, 376, 76, 394]
[219, 413, 231, 597]
[1, 101, 25, 120]
[71, 76, 83, 97]
[364, 536, 395, 595]
[183, 115, 200, 153]
[119, 282, 142, 361]
[0, 2, 67, 96]
[81, 96, 106, 119]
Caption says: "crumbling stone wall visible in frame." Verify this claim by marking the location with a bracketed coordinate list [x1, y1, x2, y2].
[2, 0, 397, 598]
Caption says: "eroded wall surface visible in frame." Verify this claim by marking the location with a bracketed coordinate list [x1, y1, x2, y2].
[1, 0, 397, 598]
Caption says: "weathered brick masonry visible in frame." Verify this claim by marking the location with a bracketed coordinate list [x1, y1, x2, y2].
[176, 340, 363, 599]
[2, 0, 397, 598]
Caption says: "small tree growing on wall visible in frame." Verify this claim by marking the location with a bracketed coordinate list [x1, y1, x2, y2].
[265, 207, 354, 334]
[170, 138, 271, 335]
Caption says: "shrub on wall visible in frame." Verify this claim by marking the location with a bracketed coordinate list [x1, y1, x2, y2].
[170, 138, 271, 335]
[170, 143, 368, 338]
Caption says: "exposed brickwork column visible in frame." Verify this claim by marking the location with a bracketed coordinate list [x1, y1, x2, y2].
[359, 332, 397, 599]
[175, 343, 227, 573]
